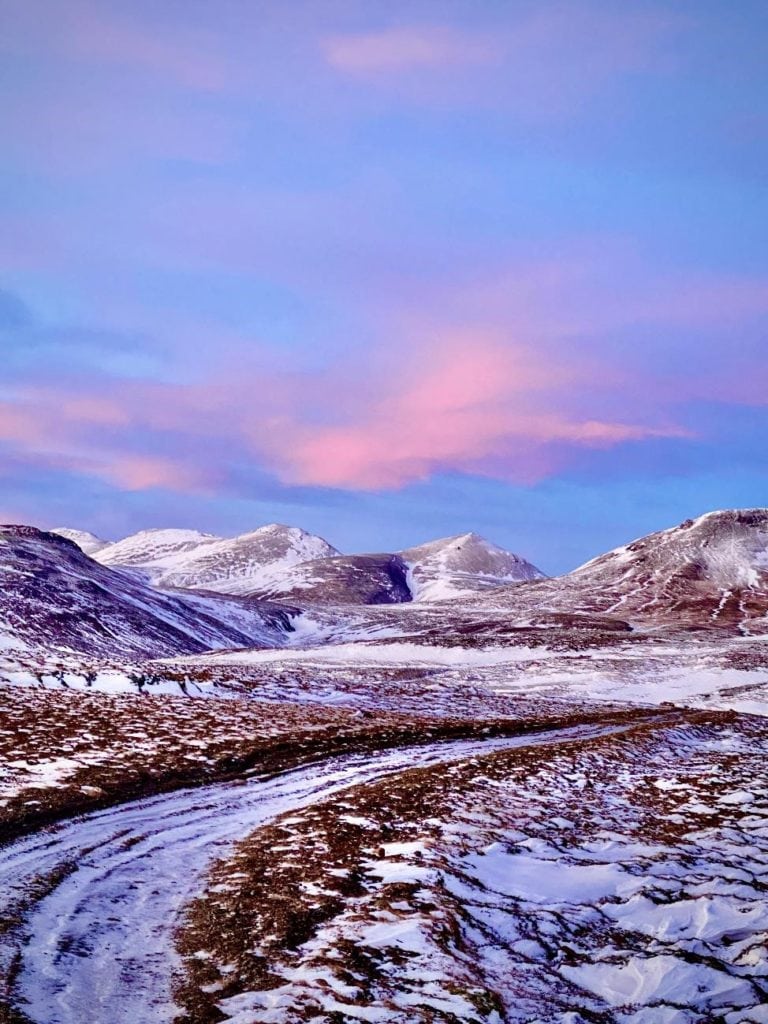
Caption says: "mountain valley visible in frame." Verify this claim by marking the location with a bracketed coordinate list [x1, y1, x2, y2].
[2, 508, 767, 1024]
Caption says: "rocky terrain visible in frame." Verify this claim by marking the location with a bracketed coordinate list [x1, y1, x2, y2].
[248, 552, 413, 605]
[177, 710, 767, 1024]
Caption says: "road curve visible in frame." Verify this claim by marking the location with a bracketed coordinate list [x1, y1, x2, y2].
[0, 721, 650, 1024]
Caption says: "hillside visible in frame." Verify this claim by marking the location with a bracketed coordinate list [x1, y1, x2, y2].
[478, 509, 768, 633]
[249, 553, 412, 605]
[0, 526, 294, 660]
[401, 532, 544, 601]
[94, 524, 339, 595]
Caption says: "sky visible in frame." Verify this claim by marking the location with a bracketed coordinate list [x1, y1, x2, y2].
[1, 0, 767, 573]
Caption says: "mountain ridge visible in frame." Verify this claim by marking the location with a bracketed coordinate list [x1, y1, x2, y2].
[43, 508, 768, 630]
[0, 525, 296, 660]
[473, 508, 768, 632]
[56, 522, 542, 605]
[93, 524, 340, 595]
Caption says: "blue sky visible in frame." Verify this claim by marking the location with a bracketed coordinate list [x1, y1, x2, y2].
[1, 0, 767, 572]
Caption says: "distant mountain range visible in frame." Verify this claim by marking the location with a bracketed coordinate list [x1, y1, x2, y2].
[92, 525, 339, 595]
[52, 525, 545, 604]
[1, 508, 765, 662]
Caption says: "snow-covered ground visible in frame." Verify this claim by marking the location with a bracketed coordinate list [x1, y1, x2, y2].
[3, 509, 767, 1024]
[0, 729, 619, 1024]
[162, 628, 768, 716]
[178, 715, 768, 1024]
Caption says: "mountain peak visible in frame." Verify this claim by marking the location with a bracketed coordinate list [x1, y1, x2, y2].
[93, 522, 340, 595]
[400, 532, 544, 602]
[504, 506, 768, 632]
[446, 531, 486, 545]
[49, 527, 109, 556]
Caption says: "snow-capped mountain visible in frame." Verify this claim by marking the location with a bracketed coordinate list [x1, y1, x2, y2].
[94, 528, 218, 573]
[247, 553, 412, 605]
[55, 521, 543, 606]
[46, 512, 768, 628]
[0, 526, 295, 660]
[400, 532, 545, 602]
[51, 528, 109, 556]
[93, 524, 339, 594]
[566, 508, 768, 628]
[480, 509, 768, 632]
[238, 533, 541, 606]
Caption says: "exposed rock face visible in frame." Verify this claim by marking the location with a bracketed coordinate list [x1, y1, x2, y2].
[248, 553, 413, 605]
[401, 532, 545, 602]
[0, 526, 294, 659]
[94, 524, 340, 594]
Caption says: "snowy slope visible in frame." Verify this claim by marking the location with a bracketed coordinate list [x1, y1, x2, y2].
[51, 528, 110, 556]
[475, 509, 768, 633]
[563, 508, 768, 629]
[248, 553, 412, 605]
[401, 532, 545, 602]
[233, 533, 540, 606]
[95, 528, 221, 577]
[65, 522, 544, 607]
[0, 526, 294, 659]
[49, 511, 768, 630]
[94, 524, 339, 595]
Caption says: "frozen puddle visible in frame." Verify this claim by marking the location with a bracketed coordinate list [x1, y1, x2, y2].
[0, 724, 629, 1024]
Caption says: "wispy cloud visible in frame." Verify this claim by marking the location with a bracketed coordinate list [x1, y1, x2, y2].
[322, 26, 497, 73]
[3, 0, 239, 92]
[321, 5, 680, 116]
[0, 317, 690, 495]
[4, 232, 767, 498]
[272, 333, 685, 489]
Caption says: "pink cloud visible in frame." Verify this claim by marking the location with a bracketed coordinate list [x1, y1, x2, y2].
[0, 405, 47, 445]
[321, 6, 681, 116]
[59, 397, 131, 426]
[0, 325, 689, 496]
[273, 336, 685, 489]
[12, 238, 767, 498]
[7, 233, 767, 498]
[0, 395, 215, 494]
